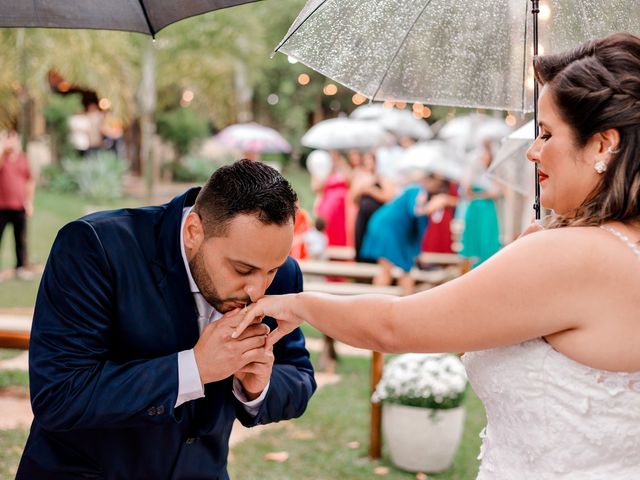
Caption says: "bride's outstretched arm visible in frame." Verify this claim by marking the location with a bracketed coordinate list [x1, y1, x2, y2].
[235, 228, 603, 353]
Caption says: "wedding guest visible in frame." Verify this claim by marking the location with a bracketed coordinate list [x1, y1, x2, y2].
[314, 150, 349, 247]
[235, 33, 640, 479]
[0, 131, 35, 281]
[349, 151, 395, 262]
[460, 139, 502, 267]
[360, 157, 458, 295]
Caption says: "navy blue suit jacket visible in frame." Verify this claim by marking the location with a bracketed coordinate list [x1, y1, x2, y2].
[17, 189, 316, 479]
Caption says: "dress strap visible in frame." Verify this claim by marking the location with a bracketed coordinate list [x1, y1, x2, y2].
[599, 225, 640, 259]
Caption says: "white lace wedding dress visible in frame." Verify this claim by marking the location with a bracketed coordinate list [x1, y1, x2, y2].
[462, 227, 640, 479]
[463, 339, 640, 479]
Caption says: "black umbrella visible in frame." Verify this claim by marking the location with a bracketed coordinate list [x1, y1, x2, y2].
[1, 0, 261, 37]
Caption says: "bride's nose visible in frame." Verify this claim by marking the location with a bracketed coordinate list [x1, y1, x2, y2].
[526, 138, 541, 164]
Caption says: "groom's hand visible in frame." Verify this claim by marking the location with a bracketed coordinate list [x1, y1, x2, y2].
[232, 319, 273, 399]
[233, 331, 274, 400]
[193, 309, 268, 385]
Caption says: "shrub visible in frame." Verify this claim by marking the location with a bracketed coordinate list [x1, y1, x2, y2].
[42, 151, 127, 200]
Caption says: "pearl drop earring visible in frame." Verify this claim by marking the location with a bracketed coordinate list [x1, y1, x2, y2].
[594, 161, 607, 174]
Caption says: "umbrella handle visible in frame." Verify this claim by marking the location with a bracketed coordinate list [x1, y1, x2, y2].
[531, 0, 541, 220]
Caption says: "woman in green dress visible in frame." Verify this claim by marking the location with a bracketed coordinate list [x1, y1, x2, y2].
[461, 139, 502, 267]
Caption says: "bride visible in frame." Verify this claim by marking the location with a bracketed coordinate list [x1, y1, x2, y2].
[235, 32, 640, 478]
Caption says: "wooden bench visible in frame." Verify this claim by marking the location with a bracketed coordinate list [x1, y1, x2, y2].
[299, 259, 458, 287]
[0, 315, 32, 350]
[325, 246, 474, 276]
[304, 281, 402, 296]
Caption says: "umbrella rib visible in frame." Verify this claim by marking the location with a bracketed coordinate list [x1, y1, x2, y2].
[273, 0, 332, 54]
[137, 0, 156, 37]
[371, 0, 434, 101]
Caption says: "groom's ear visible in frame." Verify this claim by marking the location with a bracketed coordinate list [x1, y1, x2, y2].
[183, 211, 205, 256]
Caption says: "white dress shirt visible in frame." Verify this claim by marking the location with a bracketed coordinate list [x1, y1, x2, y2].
[175, 207, 269, 413]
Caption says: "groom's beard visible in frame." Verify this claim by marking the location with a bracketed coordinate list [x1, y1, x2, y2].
[188, 248, 250, 313]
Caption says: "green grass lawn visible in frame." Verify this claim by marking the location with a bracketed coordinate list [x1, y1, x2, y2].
[0, 351, 29, 480]
[229, 355, 484, 480]
[0, 190, 134, 309]
[0, 429, 28, 479]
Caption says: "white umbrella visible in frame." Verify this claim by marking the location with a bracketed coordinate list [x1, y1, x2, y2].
[350, 104, 433, 140]
[306, 149, 333, 180]
[215, 123, 292, 153]
[301, 117, 388, 150]
[397, 141, 464, 182]
[438, 114, 512, 152]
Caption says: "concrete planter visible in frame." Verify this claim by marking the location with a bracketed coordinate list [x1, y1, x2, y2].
[382, 403, 465, 473]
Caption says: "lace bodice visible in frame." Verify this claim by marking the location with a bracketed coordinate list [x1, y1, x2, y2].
[462, 339, 640, 479]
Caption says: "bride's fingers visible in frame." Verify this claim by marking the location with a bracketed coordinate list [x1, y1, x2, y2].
[266, 328, 289, 348]
[232, 304, 264, 338]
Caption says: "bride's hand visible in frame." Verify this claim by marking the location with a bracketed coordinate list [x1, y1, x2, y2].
[517, 219, 545, 239]
[233, 294, 302, 347]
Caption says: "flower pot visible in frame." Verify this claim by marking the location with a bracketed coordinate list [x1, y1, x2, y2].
[382, 403, 465, 473]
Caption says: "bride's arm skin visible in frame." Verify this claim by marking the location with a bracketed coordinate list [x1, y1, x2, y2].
[235, 227, 610, 354]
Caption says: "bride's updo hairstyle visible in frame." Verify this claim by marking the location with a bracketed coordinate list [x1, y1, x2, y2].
[534, 32, 640, 227]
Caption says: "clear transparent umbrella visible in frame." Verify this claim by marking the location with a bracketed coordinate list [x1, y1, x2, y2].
[277, 0, 640, 112]
[276, 0, 640, 217]
[487, 120, 535, 197]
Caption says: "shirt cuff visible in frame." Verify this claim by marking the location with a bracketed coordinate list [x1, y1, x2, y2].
[233, 377, 269, 417]
[175, 349, 205, 408]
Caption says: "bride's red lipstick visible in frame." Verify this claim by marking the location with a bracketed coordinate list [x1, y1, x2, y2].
[538, 170, 549, 182]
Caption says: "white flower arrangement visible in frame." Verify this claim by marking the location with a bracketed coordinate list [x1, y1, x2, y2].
[372, 353, 468, 410]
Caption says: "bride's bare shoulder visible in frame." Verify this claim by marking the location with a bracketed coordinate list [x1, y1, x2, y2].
[502, 225, 640, 275]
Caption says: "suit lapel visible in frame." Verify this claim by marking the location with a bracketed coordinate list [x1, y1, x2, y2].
[150, 188, 202, 349]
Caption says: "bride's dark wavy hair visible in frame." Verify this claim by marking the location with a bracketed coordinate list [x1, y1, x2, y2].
[533, 32, 640, 227]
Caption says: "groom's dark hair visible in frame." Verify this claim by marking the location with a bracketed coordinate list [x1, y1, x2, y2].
[194, 159, 298, 238]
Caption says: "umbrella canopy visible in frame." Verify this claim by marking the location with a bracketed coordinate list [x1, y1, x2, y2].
[397, 141, 464, 182]
[350, 103, 433, 140]
[0, 0, 260, 36]
[215, 123, 292, 153]
[301, 117, 388, 150]
[487, 120, 535, 197]
[276, 0, 640, 112]
[306, 149, 333, 180]
[439, 114, 513, 152]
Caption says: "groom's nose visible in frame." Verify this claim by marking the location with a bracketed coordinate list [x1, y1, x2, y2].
[244, 283, 265, 304]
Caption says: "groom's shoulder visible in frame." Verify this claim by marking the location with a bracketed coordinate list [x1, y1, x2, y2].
[268, 256, 302, 295]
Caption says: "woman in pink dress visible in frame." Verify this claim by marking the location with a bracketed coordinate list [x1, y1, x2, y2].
[314, 150, 350, 246]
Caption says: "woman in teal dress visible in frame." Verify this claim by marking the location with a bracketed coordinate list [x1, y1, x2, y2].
[361, 162, 458, 294]
[461, 139, 502, 267]
[361, 185, 427, 269]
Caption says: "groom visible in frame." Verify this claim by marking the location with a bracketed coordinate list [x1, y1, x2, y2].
[18, 160, 316, 479]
